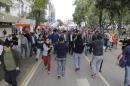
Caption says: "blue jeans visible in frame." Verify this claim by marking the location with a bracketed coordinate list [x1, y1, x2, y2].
[73, 53, 81, 69]
[124, 66, 130, 86]
[57, 58, 66, 76]
[91, 55, 103, 75]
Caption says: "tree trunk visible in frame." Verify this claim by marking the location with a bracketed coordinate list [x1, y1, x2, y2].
[99, 10, 103, 33]
[117, 13, 122, 38]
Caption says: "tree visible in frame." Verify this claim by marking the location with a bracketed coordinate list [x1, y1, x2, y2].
[57, 19, 63, 26]
[30, 0, 48, 25]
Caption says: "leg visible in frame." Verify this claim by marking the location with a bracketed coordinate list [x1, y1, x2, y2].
[57, 59, 61, 77]
[5, 71, 11, 84]
[24, 45, 27, 57]
[47, 55, 51, 72]
[43, 56, 47, 67]
[91, 56, 98, 76]
[77, 54, 81, 70]
[73, 53, 78, 69]
[89, 44, 92, 54]
[10, 70, 17, 86]
[124, 66, 130, 86]
[61, 59, 66, 76]
[99, 59, 103, 72]
[97, 56, 103, 73]
[29, 44, 33, 57]
[36, 49, 40, 59]
[21, 45, 24, 57]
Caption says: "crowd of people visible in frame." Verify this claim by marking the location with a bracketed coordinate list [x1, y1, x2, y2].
[0, 27, 130, 86]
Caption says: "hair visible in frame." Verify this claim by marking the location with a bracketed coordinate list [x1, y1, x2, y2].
[127, 39, 130, 45]
[59, 37, 64, 42]
[77, 34, 82, 40]
[97, 34, 102, 40]
[4, 42, 11, 47]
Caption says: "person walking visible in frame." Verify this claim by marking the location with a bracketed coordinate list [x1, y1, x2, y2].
[118, 39, 130, 86]
[73, 34, 84, 72]
[56, 37, 68, 78]
[36, 34, 44, 61]
[21, 34, 28, 58]
[49, 29, 59, 54]
[12, 34, 19, 51]
[2, 42, 19, 86]
[29, 33, 37, 57]
[42, 38, 52, 74]
[91, 34, 104, 79]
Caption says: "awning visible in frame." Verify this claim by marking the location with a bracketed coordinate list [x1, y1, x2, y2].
[15, 23, 31, 27]
[0, 13, 19, 23]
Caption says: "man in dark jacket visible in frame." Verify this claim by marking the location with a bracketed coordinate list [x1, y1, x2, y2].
[56, 37, 68, 78]
[122, 39, 130, 86]
[36, 34, 44, 61]
[73, 34, 84, 72]
[91, 34, 104, 79]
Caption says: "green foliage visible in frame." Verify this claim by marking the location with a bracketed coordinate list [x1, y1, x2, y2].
[73, 0, 130, 32]
[57, 19, 63, 26]
[31, 0, 48, 25]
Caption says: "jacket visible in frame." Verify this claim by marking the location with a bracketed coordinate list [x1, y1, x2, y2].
[43, 43, 52, 56]
[56, 42, 68, 58]
[74, 38, 84, 54]
[3, 50, 17, 71]
[36, 38, 44, 49]
[123, 45, 130, 66]
[92, 39, 104, 56]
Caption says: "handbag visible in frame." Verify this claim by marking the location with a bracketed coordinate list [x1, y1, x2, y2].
[119, 56, 127, 68]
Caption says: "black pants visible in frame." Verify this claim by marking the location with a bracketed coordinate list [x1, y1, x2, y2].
[30, 44, 36, 56]
[5, 70, 17, 86]
[69, 41, 74, 54]
[21, 44, 27, 57]
[89, 44, 92, 54]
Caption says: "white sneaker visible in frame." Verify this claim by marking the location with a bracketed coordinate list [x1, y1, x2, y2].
[48, 71, 51, 74]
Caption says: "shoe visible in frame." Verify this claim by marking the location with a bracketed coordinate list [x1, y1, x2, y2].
[62, 74, 64, 77]
[35, 58, 38, 61]
[48, 71, 51, 74]
[91, 74, 96, 79]
[57, 75, 61, 79]
[75, 68, 80, 72]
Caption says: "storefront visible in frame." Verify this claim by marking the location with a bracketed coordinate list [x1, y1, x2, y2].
[15, 18, 36, 34]
[0, 13, 18, 37]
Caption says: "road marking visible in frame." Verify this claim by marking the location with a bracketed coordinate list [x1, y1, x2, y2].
[20, 60, 42, 86]
[77, 79, 90, 86]
[85, 56, 111, 86]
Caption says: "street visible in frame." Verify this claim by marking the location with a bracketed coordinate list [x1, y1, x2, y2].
[21, 46, 124, 86]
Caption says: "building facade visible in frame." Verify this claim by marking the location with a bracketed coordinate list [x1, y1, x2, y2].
[48, 1, 55, 26]
[0, 0, 34, 37]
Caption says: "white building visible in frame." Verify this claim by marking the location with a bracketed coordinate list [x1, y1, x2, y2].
[10, 0, 32, 18]
[48, 1, 56, 26]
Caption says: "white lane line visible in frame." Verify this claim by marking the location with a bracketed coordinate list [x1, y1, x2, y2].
[77, 79, 90, 86]
[20, 60, 42, 86]
[85, 56, 111, 86]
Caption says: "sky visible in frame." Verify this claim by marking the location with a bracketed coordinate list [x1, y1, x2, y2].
[51, 0, 76, 21]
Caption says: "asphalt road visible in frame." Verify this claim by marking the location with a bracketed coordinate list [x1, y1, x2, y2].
[22, 47, 124, 86]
